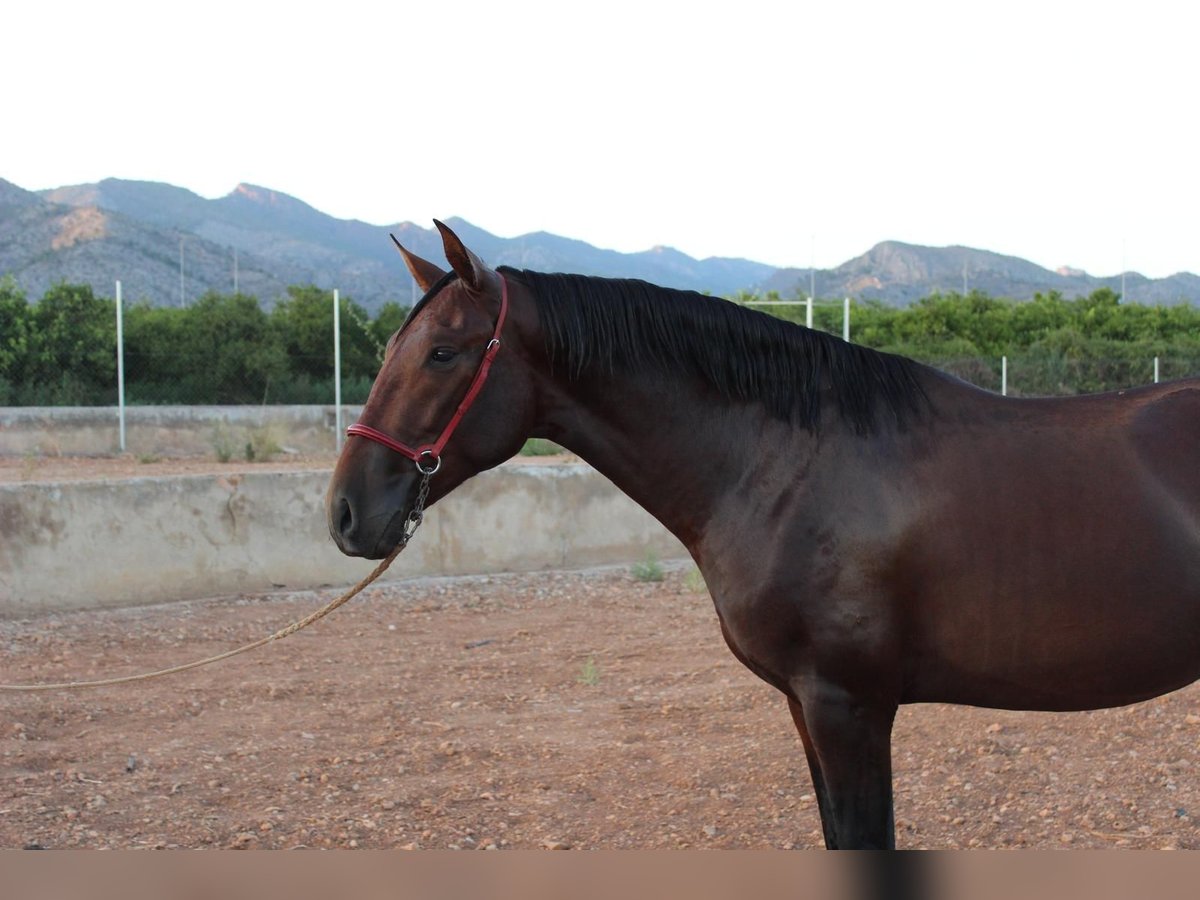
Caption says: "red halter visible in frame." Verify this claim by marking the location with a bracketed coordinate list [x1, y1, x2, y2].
[346, 274, 509, 474]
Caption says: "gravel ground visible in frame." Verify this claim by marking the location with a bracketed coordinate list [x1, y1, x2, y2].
[3, 453, 1199, 849]
[3, 565, 1200, 850]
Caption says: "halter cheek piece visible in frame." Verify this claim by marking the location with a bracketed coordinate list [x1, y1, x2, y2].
[345, 274, 509, 475]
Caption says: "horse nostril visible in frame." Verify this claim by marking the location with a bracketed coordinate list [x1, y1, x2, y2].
[337, 496, 354, 539]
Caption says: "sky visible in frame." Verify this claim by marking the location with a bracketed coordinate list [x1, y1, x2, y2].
[5, 1, 1198, 278]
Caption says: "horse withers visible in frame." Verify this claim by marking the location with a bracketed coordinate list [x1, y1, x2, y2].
[327, 221, 1200, 848]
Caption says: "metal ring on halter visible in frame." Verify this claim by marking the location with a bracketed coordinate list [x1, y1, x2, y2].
[486, 338, 500, 351]
[415, 451, 441, 475]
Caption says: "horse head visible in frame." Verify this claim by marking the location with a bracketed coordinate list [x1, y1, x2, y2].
[327, 222, 537, 558]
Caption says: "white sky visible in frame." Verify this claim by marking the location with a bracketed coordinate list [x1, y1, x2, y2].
[5, 1, 1198, 278]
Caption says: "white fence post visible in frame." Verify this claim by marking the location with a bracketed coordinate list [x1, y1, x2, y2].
[843, 297, 850, 342]
[333, 288, 343, 452]
[1154, 356, 1160, 384]
[1001, 355, 1008, 396]
[115, 280, 126, 452]
[806, 296, 813, 329]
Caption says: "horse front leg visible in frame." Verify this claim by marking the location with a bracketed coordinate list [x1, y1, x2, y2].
[786, 697, 839, 848]
[790, 677, 898, 849]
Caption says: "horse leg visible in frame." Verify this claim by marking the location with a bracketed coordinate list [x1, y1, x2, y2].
[791, 678, 898, 849]
[786, 697, 839, 849]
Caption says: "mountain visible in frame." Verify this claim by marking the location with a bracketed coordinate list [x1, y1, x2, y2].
[3, 177, 1199, 309]
[1, 179, 288, 307]
[762, 241, 1200, 306]
[2, 178, 773, 311]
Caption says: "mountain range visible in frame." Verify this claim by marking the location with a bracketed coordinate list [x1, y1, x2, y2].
[2, 176, 1198, 311]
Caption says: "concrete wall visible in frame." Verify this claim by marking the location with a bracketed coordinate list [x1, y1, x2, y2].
[0, 464, 686, 617]
[0, 405, 363, 458]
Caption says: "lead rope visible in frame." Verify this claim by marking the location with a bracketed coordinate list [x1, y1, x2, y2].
[0, 471, 434, 692]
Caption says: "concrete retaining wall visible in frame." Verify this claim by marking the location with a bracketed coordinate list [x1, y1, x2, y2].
[0, 405, 363, 458]
[0, 464, 686, 617]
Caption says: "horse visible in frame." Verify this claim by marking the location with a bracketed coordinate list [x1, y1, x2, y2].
[326, 220, 1200, 849]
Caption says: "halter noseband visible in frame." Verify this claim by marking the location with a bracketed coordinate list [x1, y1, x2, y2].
[346, 274, 509, 475]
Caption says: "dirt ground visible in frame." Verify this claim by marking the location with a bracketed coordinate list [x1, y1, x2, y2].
[3, 455, 1200, 850]
[0, 451, 341, 484]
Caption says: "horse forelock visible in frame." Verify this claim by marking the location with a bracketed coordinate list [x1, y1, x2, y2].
[398, 271, 460, 333]
[500, 267, 928, 435]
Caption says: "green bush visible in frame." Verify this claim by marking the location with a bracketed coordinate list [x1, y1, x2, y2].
[2, 280, 1199, 406]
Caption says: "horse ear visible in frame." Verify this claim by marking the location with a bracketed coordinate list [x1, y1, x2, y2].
[390, 234, 448, 294]
[434, 219, 492, 293]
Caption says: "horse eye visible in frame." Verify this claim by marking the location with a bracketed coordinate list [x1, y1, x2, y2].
[430, 347, 458, 364]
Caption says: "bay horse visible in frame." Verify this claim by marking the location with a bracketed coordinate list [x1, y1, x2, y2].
[327, 221, 1200, 849]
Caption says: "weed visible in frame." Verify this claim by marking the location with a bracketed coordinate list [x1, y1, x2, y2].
[247, 426, 283, 462]
[684, 566, 707, 593]
[210, 425, 237, 463]
[631, 551, 665, 583]
[519, 438, 563, 456]
[137, 454, 162, 464]
[577, 657, 600, 686]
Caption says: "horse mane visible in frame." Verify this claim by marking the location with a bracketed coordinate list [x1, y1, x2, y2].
[500, 268, 928, 434]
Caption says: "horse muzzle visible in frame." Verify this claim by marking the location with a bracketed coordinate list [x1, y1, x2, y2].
[327, 477, 416, 559]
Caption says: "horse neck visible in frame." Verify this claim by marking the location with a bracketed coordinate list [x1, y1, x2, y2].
[531, 365, 775, 549]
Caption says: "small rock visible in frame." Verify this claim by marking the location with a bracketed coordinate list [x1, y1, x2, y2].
[541, 839, 570, 850]
[702, 825, 719, 838]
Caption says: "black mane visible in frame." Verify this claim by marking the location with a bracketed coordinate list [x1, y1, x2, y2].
[501, 268, 928, 434]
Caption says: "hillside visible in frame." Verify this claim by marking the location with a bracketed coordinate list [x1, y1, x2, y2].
[3, 177, 1199, 308]
[3, 178, 772, 311]
[761, 241, 1200, 306]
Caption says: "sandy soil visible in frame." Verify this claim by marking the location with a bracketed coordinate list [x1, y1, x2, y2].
[2, 454, 1199, 849]
[0, 452, 340, 484]
[2, 564, 1199, 850]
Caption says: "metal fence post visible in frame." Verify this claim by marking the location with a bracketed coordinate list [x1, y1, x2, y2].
[115, 280, 126, 452]
[334, 288, 343, 452]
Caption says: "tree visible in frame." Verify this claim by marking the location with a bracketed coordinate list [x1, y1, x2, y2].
[122, 302, 189, 401]
[25, 282, 116, 404]
[371, 301, 412, 348]
[179, 292, 288, 403]
[270, 285, 381, 383]
[0, 276, 30, 400]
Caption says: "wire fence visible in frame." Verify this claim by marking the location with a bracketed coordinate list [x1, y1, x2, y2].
[927, 355, 1200, 396]
[0, 281, 397, 409]
[3, 282, 1199, 412]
